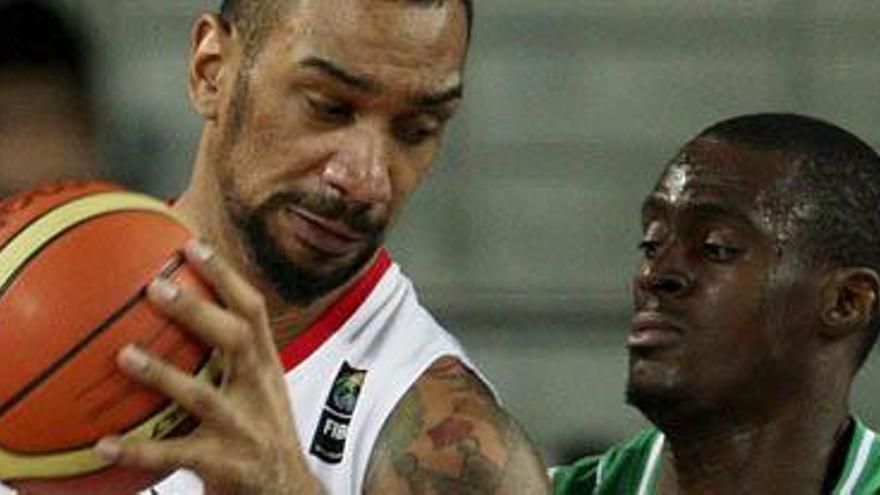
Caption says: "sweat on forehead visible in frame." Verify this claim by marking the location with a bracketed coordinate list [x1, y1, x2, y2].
[655, 136, 800, 205]
[666, 114, 880, 270]
[689, 112, 880, 367]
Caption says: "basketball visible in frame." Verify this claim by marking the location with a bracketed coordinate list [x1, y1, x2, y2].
[0, 181, 219, 494]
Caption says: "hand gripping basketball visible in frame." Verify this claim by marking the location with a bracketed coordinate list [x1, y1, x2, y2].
[95, 240, 323, 495]
[0, 181, 220, 495]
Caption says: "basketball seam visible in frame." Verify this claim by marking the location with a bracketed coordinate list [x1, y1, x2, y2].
[0, 255, 185, 432]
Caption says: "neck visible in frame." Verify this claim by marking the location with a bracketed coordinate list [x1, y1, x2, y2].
[264, 252, 380, 350]
[173, 150, 376, 350]
[655, 397, 851, 495]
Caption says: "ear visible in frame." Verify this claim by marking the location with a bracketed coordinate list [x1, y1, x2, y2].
[820, 267, 880, 338]
[188, 13, 234, 120]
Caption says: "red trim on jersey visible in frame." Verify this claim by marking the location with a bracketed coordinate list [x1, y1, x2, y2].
[278, 250, 392, 371]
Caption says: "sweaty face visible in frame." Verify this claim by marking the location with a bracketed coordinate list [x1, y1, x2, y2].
[626, 137, 822, 425]
[212, 0, 467, 305]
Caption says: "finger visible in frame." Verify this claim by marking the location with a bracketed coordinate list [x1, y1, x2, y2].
[184, 240, 270, 328]
[95, 435, 219, 476]
[117, 345, 236, 426]
[148, 277, 253, 360]
[183, 240, 278, 357]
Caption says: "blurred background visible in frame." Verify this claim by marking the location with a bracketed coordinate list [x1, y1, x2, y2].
[6, 0, 880, 465]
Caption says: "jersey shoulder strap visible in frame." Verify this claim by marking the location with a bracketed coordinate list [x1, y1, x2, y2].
[834, 418, 880, 495]
[553, 428, 662, 495]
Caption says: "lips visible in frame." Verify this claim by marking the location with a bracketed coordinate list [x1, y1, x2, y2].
[281, 206, 366, 256]
[628, 311, 684, 349]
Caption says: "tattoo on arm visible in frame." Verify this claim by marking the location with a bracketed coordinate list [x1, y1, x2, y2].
[364, 357, 549, 494]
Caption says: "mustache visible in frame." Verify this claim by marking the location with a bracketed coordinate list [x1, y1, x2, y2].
[260, 191, 387, 237]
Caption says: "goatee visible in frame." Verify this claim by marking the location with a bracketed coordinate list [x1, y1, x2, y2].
[231, 190, 386, 306]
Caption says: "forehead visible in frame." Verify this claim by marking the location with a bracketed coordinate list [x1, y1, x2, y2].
[259, 0, 467, 89]
[650, 137, 796, 212]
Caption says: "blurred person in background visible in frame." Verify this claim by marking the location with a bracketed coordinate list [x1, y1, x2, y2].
[554, 113, 880, 494]
[0, 0, 104, 197]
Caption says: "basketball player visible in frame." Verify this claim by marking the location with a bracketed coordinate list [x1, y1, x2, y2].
[88, 0, 548, 494]
[554, 113, 880, 494]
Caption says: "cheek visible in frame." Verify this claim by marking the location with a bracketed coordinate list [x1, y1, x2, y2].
[699, 271, 770, 347]
[759, 272, 820, 359]
[247, 103, 311, 160]
[229, 124, 328, 195]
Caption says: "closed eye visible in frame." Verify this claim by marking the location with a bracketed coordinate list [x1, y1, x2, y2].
[305, 94, 354, 124]
[392, 115, 444, 146]
[701, 242, 741, 263]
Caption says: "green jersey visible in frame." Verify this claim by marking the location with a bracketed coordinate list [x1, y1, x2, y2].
[553, 419, 880, 494]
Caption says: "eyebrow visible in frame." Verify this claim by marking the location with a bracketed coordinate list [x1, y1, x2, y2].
[298, 56, 463, 108]
[412, 85, 463, 108]
[299, 56, 378, 92]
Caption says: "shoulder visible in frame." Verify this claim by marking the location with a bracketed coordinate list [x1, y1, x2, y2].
[363, 356, 550, 494]
[551, 429, 661, 495]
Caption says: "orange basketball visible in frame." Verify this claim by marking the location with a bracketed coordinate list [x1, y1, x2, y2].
[0, 181, 218, 494]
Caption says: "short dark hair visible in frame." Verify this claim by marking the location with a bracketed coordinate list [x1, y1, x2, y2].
[697, 113, 880, 367]
[0, 0, 91, 99]
[219, 0, 473, 57]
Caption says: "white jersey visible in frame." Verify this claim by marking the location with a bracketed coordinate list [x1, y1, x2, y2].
[149, 250, 485, 494]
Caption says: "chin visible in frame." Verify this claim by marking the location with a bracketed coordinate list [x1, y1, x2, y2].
[625, 359, 689, 422]
[240, 206, 380, 305]
[262, 242, 379, 306]
[298, 247, 368, 274]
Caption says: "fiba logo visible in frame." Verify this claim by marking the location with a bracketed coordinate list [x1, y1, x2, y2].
[330, 371, 365, 414]
[310, 362, 367, 464]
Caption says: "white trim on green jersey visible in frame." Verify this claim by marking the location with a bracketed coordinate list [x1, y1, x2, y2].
[553, 418, 880, 494]
[835, 421, 878, 495]
[636, 433, 664, 495]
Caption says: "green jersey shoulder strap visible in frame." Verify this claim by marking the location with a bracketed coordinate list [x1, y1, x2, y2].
[553, 418, 880, 494]
[834, 419, 880, 495]
[552, 428, 664, 495]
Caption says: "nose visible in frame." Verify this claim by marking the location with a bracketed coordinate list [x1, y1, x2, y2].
[635, 245, 694, 300]
[320, 125, 393, 204]
[639, 270, 692, 296]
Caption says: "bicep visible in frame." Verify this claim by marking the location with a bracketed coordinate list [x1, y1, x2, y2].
[363, 356, 550, 494]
